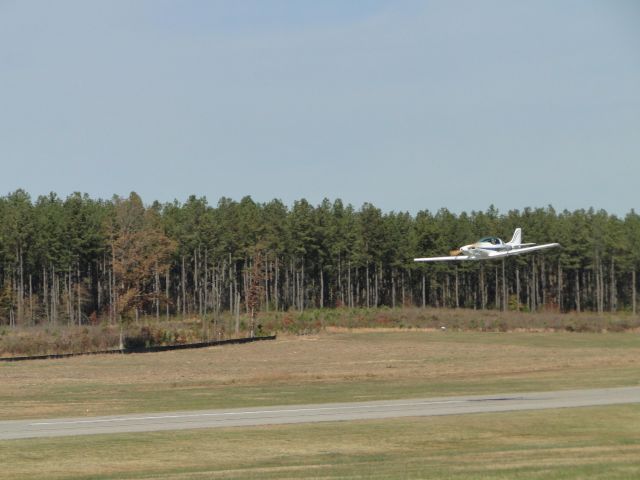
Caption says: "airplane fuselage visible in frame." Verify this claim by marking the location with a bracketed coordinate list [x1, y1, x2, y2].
[459, 237, 510, 258]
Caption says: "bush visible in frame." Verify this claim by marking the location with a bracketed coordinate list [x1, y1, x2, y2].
[123, 326, 154, 350]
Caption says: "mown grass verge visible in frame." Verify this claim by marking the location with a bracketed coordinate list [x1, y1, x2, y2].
[2, 404, 639, 479]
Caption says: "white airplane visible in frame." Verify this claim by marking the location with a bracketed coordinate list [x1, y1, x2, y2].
[414, 228, 560, 262]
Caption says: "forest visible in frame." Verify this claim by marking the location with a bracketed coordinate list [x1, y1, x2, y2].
[1, 189, 639, 328]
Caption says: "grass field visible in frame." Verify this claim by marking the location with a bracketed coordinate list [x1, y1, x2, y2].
[1, 330, 639, 420]
[2, 329, 640, 479]
[2, 404, 639, 479]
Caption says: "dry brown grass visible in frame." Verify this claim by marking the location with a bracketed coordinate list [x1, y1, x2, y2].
[1, 329, 640, 420]
[1, 331, 634, 387]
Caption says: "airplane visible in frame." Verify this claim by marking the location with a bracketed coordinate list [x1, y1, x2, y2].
[414, 228, 560, 262]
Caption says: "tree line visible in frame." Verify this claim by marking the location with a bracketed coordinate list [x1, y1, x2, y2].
[1, 189, 639, 327]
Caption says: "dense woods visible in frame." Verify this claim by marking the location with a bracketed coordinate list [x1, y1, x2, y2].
[1, 189, 639, 328]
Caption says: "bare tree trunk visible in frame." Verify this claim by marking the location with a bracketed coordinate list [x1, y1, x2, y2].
[347, 261, 352, 308]
[274, 256, 279, 311]
[44, 265, 49, 324]
[575, 271, 581, 313]
[366, 264, 370, 308]
[199, 248, 204, 316]
[557, 261, 563, 312]
[540, 258, 546, 308]
[243, 258, 249, 314]
[610, 257, 616, 312]
[429, 275, 437, 308]
[300, 262, 305, 311]
[215, 262, 221, 315]
[633, 269, 637, 316]
[165, 269, 170, 319]
[235, 291, 240, 335]
[337, 258, 342, 306]
[599, 256, 604, 314]
[193, 249, 198, 315]
[204, 249, 209, 317]
[516, 266, 520, 311]
[392, 269, 396, 308]
[194, 252, 200, 316]
[494, 266, 499, 310]
[20, 248, 24, 325]
[67, 269, 72, 325]
[455, 266, 460, 308]
[155, 261, 160, 320]
[18, 247, 24, 325]
[293, 264, 298, 310]
[229, 258, 233, 314]
[29, 274, 33, 325]
[291, 259, 296, 310]
[97, 275, 102, 320]
[211, 266, 216, 315]
[374, 264, 379, 307]
[264, 254, 269, 312]
[403, 271, 408, 307]
[501, 259, 506, 311]
[108, 259, 113, 323]
[594, 254, 600, 313]
[53, 267, 57, 324]
[422, 272, 426, 308]
[531, 256, 537, 312]
[480, 264, 486, 310]
[52, 265, 57, 324]
[181, 255, 187, 317]
[320, 267, 324, 308]
[77, 262, 81, 325]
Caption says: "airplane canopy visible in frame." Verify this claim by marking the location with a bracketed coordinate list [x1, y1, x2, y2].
[478, 236, 503, 245]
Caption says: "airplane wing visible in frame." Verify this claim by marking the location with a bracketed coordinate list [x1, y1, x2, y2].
[487, 243, 561, 258]
[507, 243, 560, 255]
[415, 243, 560, 262]
[414, 255, 472, 262]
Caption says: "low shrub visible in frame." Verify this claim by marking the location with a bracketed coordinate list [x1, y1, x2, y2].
[2, 308, 639, 357]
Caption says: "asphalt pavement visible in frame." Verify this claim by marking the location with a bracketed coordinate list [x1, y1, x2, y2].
[2, 386, 639, 440]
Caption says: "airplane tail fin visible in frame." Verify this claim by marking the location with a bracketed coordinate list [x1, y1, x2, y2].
[508, 228, 522, 246]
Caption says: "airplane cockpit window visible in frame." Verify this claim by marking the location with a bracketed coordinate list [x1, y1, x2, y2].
[479, 236, 502, 245]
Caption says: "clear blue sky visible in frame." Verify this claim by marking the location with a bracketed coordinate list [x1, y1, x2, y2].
[1, 0, 638, 214]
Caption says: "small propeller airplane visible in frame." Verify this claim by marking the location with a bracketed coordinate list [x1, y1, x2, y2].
[414, 228, 560, 262]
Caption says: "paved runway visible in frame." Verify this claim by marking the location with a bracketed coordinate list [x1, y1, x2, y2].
[2, 386, 639, 440]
